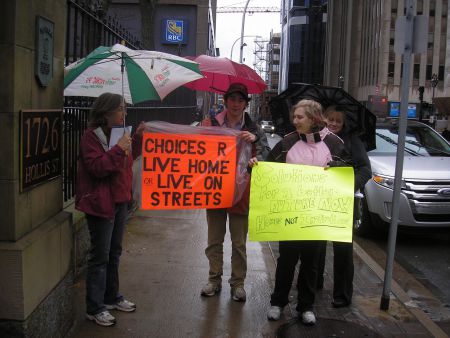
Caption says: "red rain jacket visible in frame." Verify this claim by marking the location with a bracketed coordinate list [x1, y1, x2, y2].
[75, 127, 142, 219]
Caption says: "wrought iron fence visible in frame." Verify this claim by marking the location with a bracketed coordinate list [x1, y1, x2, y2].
[63, 0, 198, 202]
[63, 0, 140, 202]
[65, 0, 140, 65]
[63, 98, 91, 202]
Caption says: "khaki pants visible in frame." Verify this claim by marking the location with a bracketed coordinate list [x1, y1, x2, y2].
[205, 209, 248, 288]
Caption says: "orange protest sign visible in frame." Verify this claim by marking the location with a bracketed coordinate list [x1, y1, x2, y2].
[141, 133, 237, 209]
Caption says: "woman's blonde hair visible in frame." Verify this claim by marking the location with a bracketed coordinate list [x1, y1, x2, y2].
[291, 99, 326, 130]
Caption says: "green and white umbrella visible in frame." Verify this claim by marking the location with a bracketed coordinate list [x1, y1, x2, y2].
[64, 44, 203, 104]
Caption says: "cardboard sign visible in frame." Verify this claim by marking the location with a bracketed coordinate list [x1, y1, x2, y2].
[249, 162, 355, 242]
[141, 133, 237, 209]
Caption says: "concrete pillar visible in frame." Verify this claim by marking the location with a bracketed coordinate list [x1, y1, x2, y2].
[0, 0, 74, 336]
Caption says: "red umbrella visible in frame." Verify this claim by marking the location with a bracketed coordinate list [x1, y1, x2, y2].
[184, 55, 267, 94]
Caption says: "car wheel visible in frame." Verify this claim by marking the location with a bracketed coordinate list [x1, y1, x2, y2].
[354, 198, 375, 238]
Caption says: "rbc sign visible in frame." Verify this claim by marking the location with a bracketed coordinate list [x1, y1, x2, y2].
[162, 19, 188, 44]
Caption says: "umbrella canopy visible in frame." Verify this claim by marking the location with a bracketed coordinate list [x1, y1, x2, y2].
[64, 44, 204, 104]
[183, 55, 267, 94]
[269, 83, 377, 151]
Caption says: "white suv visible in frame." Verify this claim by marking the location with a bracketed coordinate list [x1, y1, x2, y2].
[355, 119, 450, 237]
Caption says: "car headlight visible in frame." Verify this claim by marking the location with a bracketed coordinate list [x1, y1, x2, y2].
[372, 174, 405, 189]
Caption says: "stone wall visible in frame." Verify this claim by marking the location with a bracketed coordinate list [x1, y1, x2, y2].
[0, 0, 75, 336]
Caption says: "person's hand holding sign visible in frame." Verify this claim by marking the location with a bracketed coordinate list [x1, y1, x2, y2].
[248, 157, 258, 168]
[117, 133, 132, 153]
[239, 130, 257, 143]
[135, 121, 146, 137]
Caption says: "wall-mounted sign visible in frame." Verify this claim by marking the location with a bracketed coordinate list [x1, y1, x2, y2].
[20, 110, 62, 191]
[162, 19, 188, 44]
[35, 16, 54, 87]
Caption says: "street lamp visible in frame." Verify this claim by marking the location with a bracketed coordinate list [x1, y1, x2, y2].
[430, 73, 438, 126]
[230, 35, 262, 61]
[239, 0, 251, 63]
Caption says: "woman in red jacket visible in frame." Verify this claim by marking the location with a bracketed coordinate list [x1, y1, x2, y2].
[76, 93, 145, 327]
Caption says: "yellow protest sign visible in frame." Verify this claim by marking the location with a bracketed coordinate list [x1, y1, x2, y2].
[249, 162, 354, 242]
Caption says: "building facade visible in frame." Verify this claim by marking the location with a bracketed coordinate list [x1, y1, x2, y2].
[257, 32, 281, 121]
[266, 31, 281, 92]
[279, 0, 328, 91]
[107, 0, 217, 119]
[0, 1, 217, 336]
[324, 0, 449, 118]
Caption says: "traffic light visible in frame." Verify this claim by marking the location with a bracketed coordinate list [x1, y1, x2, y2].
[418, 86, 424, 102]
[367, 95, 388, 117]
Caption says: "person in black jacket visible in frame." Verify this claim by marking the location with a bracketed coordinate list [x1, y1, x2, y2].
[317, 105, 372, 308]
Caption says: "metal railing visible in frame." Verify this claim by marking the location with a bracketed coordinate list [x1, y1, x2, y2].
[63, 1, 198, 202]
[63, 0, 140, 202]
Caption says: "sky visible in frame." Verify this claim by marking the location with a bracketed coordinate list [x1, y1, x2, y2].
[215, 0, 281, 70]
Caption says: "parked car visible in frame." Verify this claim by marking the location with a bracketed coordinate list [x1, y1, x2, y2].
[260, 120, 275, 133]
[355, 119, 450, 237]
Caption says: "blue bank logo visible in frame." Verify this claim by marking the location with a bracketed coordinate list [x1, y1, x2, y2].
[166, 20, 183, 42]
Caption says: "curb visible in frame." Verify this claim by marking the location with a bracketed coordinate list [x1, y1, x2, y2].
[353, 241, 449, 338]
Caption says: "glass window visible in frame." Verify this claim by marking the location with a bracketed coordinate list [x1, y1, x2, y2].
[371, 125, 450, 156]
[438, 65, 444, 80]
[417, 0, 423, 13]
[426, 64, 432, 79]
[413, 64, 420, 79]
[293, 0, 307, 6]
[388, 62, 395, 75]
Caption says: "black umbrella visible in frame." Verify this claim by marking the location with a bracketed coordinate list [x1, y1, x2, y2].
[269, 83, 377, 151]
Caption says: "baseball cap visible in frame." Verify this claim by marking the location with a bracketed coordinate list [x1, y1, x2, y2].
[224, 83, 250, 102]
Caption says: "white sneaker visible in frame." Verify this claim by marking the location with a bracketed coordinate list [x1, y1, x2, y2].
[301, 311, 316, 325]
[85, 310, 116, 327]
[105, 299, 136, 312]
[201, 283, 221, 297]
[267, 306, 282, 321]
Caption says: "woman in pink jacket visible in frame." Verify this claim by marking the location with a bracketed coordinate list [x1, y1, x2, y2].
[248, 99, 350, 325]
[76, 93, 145, 327]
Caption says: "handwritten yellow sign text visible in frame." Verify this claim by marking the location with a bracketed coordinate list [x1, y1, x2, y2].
[249, 162, 354, 242]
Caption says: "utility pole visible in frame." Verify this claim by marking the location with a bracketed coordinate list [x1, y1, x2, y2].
[430, 73, 438, 128]
[239, 0, 251, 63]
[382, 0, 427, 311]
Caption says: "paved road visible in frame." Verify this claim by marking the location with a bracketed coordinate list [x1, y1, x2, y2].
[265, 133, 282, 149]
[355, 229, 450, 333]
[358, 227, 450, 306]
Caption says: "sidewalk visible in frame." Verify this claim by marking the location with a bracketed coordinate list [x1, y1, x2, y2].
[68, 209, 450, 338]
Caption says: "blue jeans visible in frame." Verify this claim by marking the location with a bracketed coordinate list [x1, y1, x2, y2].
[85, 203, 128, 315]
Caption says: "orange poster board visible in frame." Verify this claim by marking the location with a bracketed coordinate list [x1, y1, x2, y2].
[141, 133, 237, 209]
